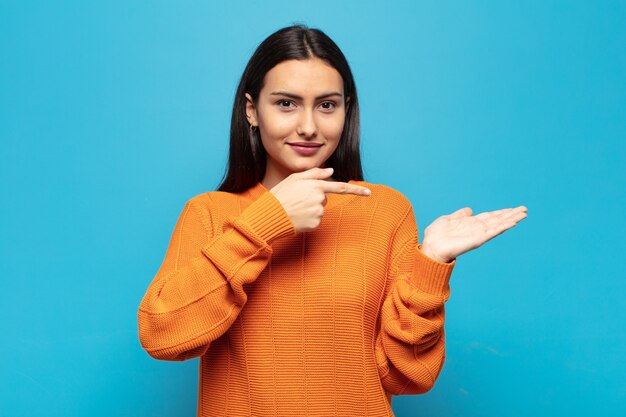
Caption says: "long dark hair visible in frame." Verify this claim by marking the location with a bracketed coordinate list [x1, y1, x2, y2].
[216, 24, 364, 193]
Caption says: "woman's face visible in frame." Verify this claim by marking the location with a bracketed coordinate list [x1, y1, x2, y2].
[245, 58, 349, 187]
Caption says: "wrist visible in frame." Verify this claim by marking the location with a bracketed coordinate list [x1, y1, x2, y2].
[419, 243, 451, 264]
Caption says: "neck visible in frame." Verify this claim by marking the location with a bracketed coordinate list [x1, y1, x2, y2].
[260, 169, 285, 191]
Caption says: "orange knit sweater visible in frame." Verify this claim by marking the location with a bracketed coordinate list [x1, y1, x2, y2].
[138, 180, 456, 417]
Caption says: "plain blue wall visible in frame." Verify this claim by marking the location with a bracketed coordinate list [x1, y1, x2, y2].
[1, 1, 624, 416]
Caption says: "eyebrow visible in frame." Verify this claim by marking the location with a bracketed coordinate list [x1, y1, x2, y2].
[269, 91, 343, 100]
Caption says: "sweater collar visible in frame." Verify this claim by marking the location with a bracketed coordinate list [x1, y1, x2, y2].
[244, 181, 269, 200]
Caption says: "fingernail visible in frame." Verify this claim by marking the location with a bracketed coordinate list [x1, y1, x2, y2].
[363, 188, 371, 195]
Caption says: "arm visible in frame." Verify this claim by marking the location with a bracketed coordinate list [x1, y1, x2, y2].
[375, 204, 456, 395]
[137, 192, 295, 361]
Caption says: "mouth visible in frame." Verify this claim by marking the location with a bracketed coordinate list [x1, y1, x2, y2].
[288, 143, 323, 156]
[287, 142, 323, 147]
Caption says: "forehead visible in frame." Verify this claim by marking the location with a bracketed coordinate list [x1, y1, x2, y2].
[262, 58, 344, 95]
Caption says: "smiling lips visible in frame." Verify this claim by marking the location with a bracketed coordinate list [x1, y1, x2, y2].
[288, 142, 322, 156]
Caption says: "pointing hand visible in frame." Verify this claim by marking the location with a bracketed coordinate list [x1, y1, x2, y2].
[270, 167, 371, 233]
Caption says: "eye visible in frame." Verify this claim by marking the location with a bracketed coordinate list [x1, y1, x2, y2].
[320, 101, 337, 111]
[276, 99, 295, 109]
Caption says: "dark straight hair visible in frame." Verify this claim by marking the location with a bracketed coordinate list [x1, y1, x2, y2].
[216, 24, 364, 193]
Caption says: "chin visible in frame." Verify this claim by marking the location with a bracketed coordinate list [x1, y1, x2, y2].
[289, 160, 325, 172]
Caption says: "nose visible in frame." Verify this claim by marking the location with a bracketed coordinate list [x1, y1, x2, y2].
[296, 109, 318, 138]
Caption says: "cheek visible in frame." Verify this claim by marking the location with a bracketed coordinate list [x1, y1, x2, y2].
[320, 116, 346, 140]
[259, 111, 294, 138]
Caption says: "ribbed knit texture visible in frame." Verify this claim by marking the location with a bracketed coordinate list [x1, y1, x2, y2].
[138, 180, 456, 417]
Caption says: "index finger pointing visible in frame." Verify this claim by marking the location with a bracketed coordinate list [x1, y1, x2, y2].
[319, 181, 371, 196]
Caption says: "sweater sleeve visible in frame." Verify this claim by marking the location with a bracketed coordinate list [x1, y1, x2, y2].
[137, 192, 295, 361]
[374, 203, 456, 395]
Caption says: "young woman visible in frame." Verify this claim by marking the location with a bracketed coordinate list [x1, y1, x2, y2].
[138, 24, 527, 416]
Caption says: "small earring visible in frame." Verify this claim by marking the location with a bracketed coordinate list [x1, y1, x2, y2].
[249, 124, 259, 155]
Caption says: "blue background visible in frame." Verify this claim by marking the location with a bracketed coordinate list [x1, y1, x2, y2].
[1, 1, 624, 416]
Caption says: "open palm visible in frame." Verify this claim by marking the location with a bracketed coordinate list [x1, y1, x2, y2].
[421, 206, 528, 263]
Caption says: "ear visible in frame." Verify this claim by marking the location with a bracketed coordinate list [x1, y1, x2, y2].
[245, 93, 258, 127]
[345, 96, 351, 112]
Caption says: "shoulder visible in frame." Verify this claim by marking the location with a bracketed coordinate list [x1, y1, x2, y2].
[174, 189, 246, 234]
[189, 189, 238, 204]
[349, 180, 414, 231]
[183, 189, 242, 217]
[351, 180, 412, 212]
[351, 182, 422, 246]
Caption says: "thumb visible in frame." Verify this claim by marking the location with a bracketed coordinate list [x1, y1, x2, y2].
[449, 207, 472, 218]
[294, 166, 334, 180]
